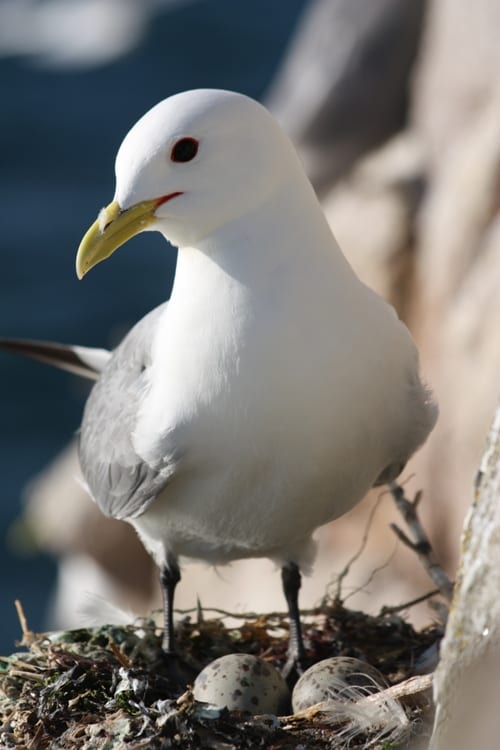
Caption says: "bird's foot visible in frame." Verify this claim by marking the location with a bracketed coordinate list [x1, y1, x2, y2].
[154, 649, 199, 693]
[281, 650, 311, 687]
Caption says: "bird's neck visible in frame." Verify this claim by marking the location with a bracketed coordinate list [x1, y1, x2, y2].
[173, 176, 351, 289]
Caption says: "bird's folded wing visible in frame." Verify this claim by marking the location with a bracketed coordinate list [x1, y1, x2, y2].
[78, 303, 178, 521]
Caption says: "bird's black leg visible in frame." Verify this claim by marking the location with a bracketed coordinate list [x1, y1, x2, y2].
[157, 556, 198, 690]
[160, 554, 181, 653]
[281, 561, 307, 679]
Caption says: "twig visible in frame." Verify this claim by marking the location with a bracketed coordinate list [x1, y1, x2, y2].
[343, 540, 397, 604]
[174, 606, 278, 619]
[363, 673, 433, 707]
[14, 600, 35, 645]
[380, 587, 442, 616]
[281, 672, 433, 723]
[108, 640, 132, 669]
[196, 596, 204, 624]
[173, 605, 336, 623]
[388, 483, 454, 601]
[329, 492, 385, 603]
[8, 669, 45, 683]
[0, 655, 39, 669]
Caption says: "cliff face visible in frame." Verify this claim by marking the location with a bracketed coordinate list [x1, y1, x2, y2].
[431, 405, 500, 749]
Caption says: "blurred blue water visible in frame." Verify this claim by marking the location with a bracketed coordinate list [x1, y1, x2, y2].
[0, 0, 306, 652]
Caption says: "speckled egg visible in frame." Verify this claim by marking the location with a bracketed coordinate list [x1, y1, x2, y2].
[292, 656, 387, 712]
[193, 653, 290, 714]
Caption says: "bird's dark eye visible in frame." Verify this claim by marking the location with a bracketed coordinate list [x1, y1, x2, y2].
[171, 137, 199, 163]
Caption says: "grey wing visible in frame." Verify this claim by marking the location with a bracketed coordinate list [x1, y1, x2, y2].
[78, 303, 176, 521]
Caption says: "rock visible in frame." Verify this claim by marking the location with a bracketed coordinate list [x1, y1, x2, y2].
[430, 404, 500, 748]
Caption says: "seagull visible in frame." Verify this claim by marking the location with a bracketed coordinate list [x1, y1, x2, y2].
[1, 89, 437, 675]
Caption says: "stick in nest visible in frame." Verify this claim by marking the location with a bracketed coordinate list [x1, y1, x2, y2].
[388, 483, 454, 602]
[14, 600, 36, 645]
[281, 672, 433, 747]
[380, 586, 441, 616]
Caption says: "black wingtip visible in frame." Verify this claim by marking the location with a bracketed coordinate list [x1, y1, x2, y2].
[0, 338, 103, 380]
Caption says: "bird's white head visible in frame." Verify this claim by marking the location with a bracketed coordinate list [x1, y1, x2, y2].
[76, 89, 303, 278]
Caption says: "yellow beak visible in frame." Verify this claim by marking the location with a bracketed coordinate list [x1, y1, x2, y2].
[75, 198, 159, 279]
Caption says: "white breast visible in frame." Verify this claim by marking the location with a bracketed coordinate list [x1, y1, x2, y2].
[131, 226, 429, 569]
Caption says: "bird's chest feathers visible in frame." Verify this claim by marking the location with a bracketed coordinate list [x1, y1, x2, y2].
[133, 253, 338, 467]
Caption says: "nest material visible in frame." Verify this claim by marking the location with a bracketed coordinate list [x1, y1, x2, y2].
[0, 599, 439, 749]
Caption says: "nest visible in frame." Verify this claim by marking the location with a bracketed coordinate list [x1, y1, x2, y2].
[0, 597, 439, 749]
